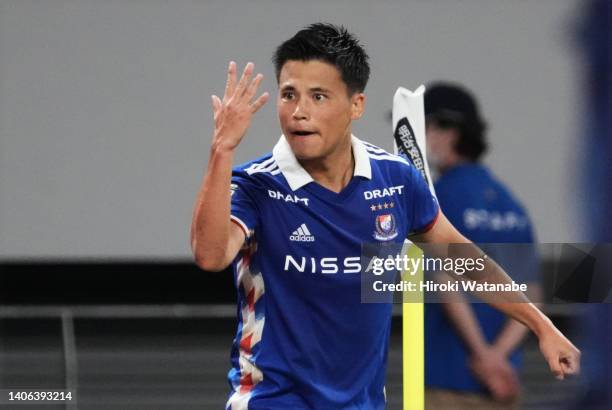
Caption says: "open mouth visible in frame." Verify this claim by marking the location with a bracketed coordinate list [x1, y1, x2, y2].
[291, 130, 317, 137]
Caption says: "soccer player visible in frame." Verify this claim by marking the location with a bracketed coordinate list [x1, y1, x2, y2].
[423, 83, 541, 409]
[190, 23, 580, 410]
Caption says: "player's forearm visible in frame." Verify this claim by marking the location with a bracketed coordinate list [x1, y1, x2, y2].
[440, 272, 530, 356]
[493, 284, 543, 356]
[191, 142, 235, 270]
[490, 300, 558, 344]
[451, 242, 551, 336]
[416, 214, 552, 337]
[439, 254, 532, 356]
[458, 248, 554, 337]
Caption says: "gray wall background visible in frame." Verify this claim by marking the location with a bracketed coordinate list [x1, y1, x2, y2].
[0, 0, 584, 259]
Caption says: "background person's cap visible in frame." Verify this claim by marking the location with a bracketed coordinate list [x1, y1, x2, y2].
[424, 82, 484, 129]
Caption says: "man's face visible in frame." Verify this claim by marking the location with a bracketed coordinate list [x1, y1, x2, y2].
[425, 120, 457, 172]
[277, 60, 365, 161]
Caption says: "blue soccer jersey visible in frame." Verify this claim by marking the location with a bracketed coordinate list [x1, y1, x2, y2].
[225, 135, 439, 410]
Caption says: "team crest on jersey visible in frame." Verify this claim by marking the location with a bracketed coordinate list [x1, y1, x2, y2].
[374, 214, 398, 241]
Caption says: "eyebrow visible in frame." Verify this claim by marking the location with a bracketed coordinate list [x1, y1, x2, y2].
[310, 87, 331, 94]
[279, 85, 332, 93]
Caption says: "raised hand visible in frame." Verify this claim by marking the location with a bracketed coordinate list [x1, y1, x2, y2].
[211, 61, 269, 151]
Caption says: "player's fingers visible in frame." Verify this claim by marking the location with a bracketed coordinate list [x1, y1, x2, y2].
[250, 92, 269, 113]
[244, 73, 264, 101]
[211, 94, 222, 113]
[573, 353, 581, 374]
[560, 360, 572, 376]
[224, 61, 236, 101]
[549, 355, 564, 380]
[561, 350, 581, 375]
[234, 62, 254, 97]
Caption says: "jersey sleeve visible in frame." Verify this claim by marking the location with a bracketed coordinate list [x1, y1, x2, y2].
[230, 170, 260, 240]
[407, 164, 440, 235]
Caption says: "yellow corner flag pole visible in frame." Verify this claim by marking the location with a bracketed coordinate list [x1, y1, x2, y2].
[401, 244, 425, 410]
[392, 86, 435, 410]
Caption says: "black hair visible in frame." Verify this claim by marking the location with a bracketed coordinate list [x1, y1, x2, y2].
[433, 116, 488, 161]
[273, 23, 370, 94]
[424, 82, 488, 161]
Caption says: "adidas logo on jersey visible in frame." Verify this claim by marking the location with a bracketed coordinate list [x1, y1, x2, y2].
[289, 224, 315, 242]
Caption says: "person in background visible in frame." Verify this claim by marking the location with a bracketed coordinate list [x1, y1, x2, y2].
[423, 82, 542, 410]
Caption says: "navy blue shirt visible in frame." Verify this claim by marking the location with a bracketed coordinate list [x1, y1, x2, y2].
[227, 135, 439, 409]
[424, 163, 538, 393]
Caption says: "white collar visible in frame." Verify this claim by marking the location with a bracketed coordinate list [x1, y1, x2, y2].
[272, 134, 372, 191]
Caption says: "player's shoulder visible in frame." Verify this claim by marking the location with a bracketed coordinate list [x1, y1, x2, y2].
[234, 152, 279, 177]
[358, 139, 411, 169]
[357, 138, 420, 186]
[231, 152, 285, 192]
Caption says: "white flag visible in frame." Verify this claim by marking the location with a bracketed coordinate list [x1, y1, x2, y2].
[392, 86, 436, 198]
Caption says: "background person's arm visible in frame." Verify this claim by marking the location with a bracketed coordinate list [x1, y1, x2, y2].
[467, 284, 543, 399]
[191, 61, 268, 271]
[412, 212, 581, 380]
[434, 279, 520, 400]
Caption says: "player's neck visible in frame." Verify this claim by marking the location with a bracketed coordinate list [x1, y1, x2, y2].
[300, 136, 355, 193]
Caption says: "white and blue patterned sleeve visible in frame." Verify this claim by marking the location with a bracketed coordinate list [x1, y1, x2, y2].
[407, 164, 440, 235]
[230, 170, 260, 240]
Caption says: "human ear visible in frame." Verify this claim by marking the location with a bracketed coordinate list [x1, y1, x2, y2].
[350, 93, 366, 120]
